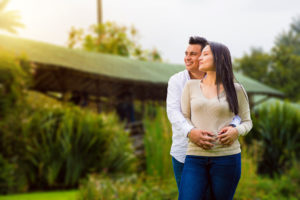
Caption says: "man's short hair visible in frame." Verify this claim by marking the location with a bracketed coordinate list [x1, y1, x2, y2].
[189, 36, 208, 49]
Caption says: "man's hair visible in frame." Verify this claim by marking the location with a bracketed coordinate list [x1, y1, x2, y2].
[189, 36, 208, 49]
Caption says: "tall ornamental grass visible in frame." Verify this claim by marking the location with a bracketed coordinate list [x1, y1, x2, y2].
[143, 105, 173, 178]
[18, 104, 137, 190]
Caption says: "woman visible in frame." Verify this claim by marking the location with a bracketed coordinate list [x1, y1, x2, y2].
[178, 42, 252, 200]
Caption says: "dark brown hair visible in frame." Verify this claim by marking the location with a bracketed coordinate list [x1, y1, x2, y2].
[189, 36, 208, 50]
[208, 42, 239, 114]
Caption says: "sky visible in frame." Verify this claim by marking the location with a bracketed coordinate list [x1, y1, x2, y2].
[4, 0, 300, 64]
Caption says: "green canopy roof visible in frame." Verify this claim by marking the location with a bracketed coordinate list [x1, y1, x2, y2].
[0, 34, 284, 101]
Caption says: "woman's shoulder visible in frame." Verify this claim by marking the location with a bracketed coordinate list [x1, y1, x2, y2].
[234, 82, 245, 91]
[234, 82, 249, 100]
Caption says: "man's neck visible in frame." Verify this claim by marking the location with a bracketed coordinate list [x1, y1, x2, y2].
[188, 70, 205, 80]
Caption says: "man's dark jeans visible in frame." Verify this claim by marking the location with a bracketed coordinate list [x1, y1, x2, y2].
[172, 156, 214, 200]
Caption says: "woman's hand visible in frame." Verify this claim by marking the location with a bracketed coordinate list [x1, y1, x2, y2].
[217, 126, 239, 146]
[189, 129, 216, 150]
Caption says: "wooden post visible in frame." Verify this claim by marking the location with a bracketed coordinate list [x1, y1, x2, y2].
[97, 0, 102, 24]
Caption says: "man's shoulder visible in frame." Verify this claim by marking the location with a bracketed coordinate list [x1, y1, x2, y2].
[168, 70, 188, 83]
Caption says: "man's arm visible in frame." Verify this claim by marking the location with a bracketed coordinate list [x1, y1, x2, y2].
[166, 76, 193, 138]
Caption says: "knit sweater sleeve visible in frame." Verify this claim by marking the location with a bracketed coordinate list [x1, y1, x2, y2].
[235, 83, 253, 136]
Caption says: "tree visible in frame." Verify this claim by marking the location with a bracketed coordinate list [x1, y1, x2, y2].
[234, 16, 300, 101]
[67, 21, 162, 62]
[234, 48, 271, 84]
[269, 16, 300, 101]
[275, 16, 300, 56]
[0, 0, 24, 34]
[269, 44, 300, 100]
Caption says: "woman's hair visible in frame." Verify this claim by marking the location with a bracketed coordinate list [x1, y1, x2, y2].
[208, 42, 239, 114]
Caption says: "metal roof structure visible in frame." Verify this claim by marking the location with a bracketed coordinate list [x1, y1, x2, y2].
[0, 34, 284, 102]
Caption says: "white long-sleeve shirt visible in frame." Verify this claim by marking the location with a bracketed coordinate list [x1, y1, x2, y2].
[166, 70, 241, 163]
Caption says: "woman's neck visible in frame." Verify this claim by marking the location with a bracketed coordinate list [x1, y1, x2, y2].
[189, 70, 205, 80]
[202, 71, 216, 85]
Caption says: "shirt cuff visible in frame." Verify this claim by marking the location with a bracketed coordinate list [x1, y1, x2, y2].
[230, 115, 241, 127]
[182, 123, 194, 138]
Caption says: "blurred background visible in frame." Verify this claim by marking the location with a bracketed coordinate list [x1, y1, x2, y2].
[0, 0, 299, 199]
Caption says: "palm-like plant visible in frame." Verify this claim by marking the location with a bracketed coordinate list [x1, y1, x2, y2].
[0, 0, 24, 33]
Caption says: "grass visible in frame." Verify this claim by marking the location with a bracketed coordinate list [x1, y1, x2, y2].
[0, 190, 78, 200]
[143, 105, 173, 178]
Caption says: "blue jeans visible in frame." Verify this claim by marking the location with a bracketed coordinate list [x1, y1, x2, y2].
[172, 156, 214, 200]
[172, 157, 185, 190]
[179, 153, 241, 200]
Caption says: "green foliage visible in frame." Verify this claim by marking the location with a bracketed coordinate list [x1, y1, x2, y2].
[143, 105, 173, 178]
[67, 21, 162, 62]
[78, 174, 177, 200]
[0, 50, 137, 192]
[269, 44, 300, 100]
[0, 154, 27, 194]
[21, 107, 106, 188]
[235, 149, 300, 200]
[234, 16, 300, 100]
[0, 50, 29, 118]
[77, 154, 300, 200]
[247, 101, 300, 177]
[12, 105, 136, 190]
[0, 154, 15, 194]
[0, 0, 24, 33]
[0, 190, 78, 200]
[100, 113, 137, 174]
[234, 48, 271, 84]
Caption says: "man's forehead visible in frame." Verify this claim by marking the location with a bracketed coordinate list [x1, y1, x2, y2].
[186, 44, 202, 52]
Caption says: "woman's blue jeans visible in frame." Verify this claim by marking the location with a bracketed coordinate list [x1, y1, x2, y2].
[178, 153, 241, 200]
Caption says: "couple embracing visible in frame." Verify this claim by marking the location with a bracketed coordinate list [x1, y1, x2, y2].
[167, 37, 252, 200]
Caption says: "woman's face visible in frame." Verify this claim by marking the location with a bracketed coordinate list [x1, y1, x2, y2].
[198, 45, 215, 72]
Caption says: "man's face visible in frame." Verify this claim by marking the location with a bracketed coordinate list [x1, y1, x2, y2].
[184, 44, 202, 72]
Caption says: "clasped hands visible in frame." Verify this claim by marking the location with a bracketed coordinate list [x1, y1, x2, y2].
[188, 126, 239, 150]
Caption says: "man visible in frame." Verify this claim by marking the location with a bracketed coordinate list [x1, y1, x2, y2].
[166, 36, 241, 191]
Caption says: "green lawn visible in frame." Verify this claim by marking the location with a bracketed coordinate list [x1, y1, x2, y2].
[0, 190, 78, 200]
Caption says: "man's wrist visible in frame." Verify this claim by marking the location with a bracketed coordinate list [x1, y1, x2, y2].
[187, 128, 195, 138]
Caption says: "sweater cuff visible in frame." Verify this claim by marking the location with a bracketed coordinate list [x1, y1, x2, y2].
[236, 125, 245, 136]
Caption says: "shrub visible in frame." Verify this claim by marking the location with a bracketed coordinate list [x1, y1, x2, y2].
[0, 50, 137, 191]
[19, 106, 137, 190]
[0, 154, 15, 194]
[0, 154, 27, 194]
[78, 174, 177, 200]
[0, 50, 30, 118]
[247, 101, 300, 177]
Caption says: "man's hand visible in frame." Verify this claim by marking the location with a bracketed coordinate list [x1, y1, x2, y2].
[188, 129, 216, 150]
[217, 126, 239, 146]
